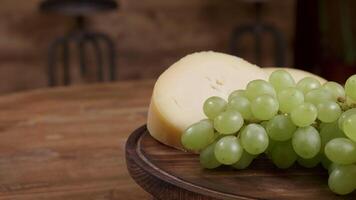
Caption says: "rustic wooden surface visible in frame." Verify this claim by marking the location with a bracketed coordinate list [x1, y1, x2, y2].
[0, 80, 155, 200]
[0, 0, 295, 94]
[126, 126, 356, 200]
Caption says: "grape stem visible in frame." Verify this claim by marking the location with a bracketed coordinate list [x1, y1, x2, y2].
[311, 120, 321, 130]
[337, 97, 356, 111]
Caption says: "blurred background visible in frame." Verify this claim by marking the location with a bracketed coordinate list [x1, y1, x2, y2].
[0, 0, 355, 94]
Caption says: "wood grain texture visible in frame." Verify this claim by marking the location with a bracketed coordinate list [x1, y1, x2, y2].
[0, 0, 295, 94]
[0, 80, 155, 199]
[126, 126, 356, 200]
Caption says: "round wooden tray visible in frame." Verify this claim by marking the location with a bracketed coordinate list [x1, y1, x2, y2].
[125, 125, 356, 200]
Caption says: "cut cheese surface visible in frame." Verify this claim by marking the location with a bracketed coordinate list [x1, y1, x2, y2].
[147, 51, 267, 149]
[263, 67, 327, 84]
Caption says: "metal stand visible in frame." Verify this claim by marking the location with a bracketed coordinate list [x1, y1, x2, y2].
[229, 1, 287, 67]
[48, 16, 116, 86]
[40, 0, 118, 86]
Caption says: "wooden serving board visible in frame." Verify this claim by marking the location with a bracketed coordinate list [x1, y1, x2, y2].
[125, 125, 356, 200]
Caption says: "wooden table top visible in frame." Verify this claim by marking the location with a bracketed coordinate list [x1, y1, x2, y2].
[0, 80, 154, 200]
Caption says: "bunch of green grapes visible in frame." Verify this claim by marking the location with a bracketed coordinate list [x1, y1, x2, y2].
[181, 71, 356, 195]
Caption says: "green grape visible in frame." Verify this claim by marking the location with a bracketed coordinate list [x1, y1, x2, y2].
[345, 74, 356, 101]
[268, 70, 296, 92]
[328, 164, 356, 195]
[203, 96, 227, 119]
[319, 122, 327, 130]
[324, 138, 356, 165]
[305, 88, 334, 105]
[245, 79, 276, 100]
[199, 142, 221, 169]
[181, 119, 215, 151]
[260, 121, 269, 128]
[270, 140, 297, 169]
[251, 95, 279, 120]
[290, 103, 317, 127]
[292, 126, 321, 159]
[316, 101, 341, 123]
[296, 77, 321, 94]
[328, 163, 339, 175]
[214, 136, 243, 165]
[240, 124, 269, 155]
[227, 96, 253, 120]
[214, 110, 244, 134]
[228, 90, 247, 102]
[297, 154, 321, 168]
[266, 115, 296, 141]
[321, 154, 332, 170]
[343, 114, 356, 142]
[346, 96, 356, 105]
[277, 88, 304, 113]
[210, 132, 223, 143]
[320, 121, 345, 152]
[265, 138, 277, 157]
[231, 151, 255, 170]
[338, 108, 356, 130]
[322, 81, 345, 100]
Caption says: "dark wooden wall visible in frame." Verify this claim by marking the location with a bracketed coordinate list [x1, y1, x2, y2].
[0, 0, 295, 94]
[295, 0, 356, 83]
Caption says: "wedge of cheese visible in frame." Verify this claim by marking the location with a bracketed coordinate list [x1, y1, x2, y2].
[147, 51, 267, 150]
[263, 67, 327, 84]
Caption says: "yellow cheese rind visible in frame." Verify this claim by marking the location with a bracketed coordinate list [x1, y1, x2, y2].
[147, 51, 267, 149]
[263, 67, 327, 83]
[147, 98, 183, 150]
